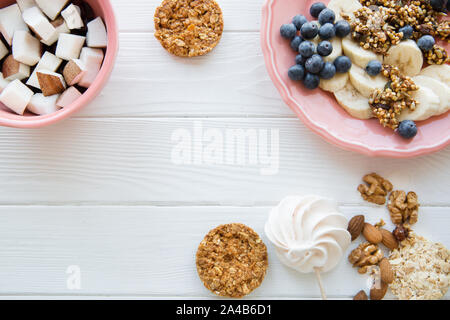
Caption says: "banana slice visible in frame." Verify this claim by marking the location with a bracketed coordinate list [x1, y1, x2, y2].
[312, 37, 343, 62]
[319, 72, 348, 92]
[334, 82, 373, 119]
[349, 65, 386, 98]
[342, 37, 383, 69]
[413, 75, 450, 116]
[383, 40, 423, 77]
[398, 86, 441, 121]
[419, 64, 450, 86]
[327, 0, 362, 20]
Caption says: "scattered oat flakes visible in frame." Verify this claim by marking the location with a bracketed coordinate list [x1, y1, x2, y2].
[154, 0, 224, 57]
[389, 233, 450, 300]
[196, 223, 268, 298]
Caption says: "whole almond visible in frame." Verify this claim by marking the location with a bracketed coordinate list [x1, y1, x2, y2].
[379, 258, 394, 284]
[363, 223, 383, 244]
[380, 228, 399, 250]
[347, 215, 365, 241]
[370, 281, 388, 300]
[353, 290, 368, 300]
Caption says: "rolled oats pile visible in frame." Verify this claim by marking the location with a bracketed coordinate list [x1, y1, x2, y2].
[389, 233, 450, 300]
[154, 0, 224, 57]
[196, 223, 268, 298]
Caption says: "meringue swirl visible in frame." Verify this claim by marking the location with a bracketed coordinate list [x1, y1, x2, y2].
[265, 195, 351, 273]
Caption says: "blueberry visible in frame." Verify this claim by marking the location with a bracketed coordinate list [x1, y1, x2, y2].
[288, 64, 306, 81]
[303, 73, 320, 89]
[310, 2, 326, 18]
[417, 35, 435, 51]
[290, 36, 303, 51]
[365, 60, 382, 76]
[430, 0, 445, 11]
[317, 40, 333, 56]
[334, 56, 352, 73]
[319, 23, 335, 40]
[319, 62, 336, 79]
[296, 54, 307, 65]
[299, 41, 316, 58]
[300, 22, 319, 40]
[280, 23, 297, 39]
[292, 14, 308, 30]
[335, 20, 351, 38]
[398, 120, 417, 139]
[318, 8, 335, 25]
[399, 25, 413, 40]
[305, 54, 325, 74]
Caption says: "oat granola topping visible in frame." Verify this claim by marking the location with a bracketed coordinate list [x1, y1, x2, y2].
[154, 0, 224, 57]
[369, 64, 419, 129]
[196, 223, 268, 298]
[389, 233, 450, 300]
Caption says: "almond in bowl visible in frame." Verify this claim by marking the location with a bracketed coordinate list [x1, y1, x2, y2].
[0, 0, 117, 128]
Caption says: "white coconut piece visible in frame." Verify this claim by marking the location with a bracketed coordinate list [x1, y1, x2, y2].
[2, 54, 30, 81]
[26, 51, 62, 89]
[0, 73, 11, 93]
[22, 6, 56, 42]
[35, 0, 69, 20]
[0, 79, 33, 114]
[61, 4, 83, 30]
[17, 0, 37, 12]
[27, 92, 60, 115]
[87, 17, 107, 48]
[56, 86, 82, 108]
[40, 17, 69, 46]
[0, 4, 29, 45]
[12, 30, 41, 66]
[0, 40, 9, 61]
[79, 47, 104, 88]
[55, 33, 85, 60]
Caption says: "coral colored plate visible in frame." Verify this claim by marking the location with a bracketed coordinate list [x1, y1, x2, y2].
[261, 0, 450, 158]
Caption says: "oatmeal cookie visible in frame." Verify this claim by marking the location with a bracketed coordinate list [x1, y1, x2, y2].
[196, 223, 268, 298]
[154, 0, 224, 57]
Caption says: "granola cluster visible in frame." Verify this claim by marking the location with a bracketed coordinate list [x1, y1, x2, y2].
[369, 64, 419, 129]
[154, 0, 224, 57]
[346, 0, 449, 63]
[389, 233, 450, 300]
[196, 223, 268, 298]
[424, 44, 449, 65]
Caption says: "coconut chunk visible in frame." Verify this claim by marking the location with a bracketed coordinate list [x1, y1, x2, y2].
[26, 51, 62, 89]
[56, 86, 82, 108]
[63, 59, 86, 86]
[87, 17, 107, 48]
[0, 40, 9, 61]
[40, 17, 69, 46]
[2, 54, 30, 81]
[35, 0, 69, 20]
[55, 33, 85, 60]
[0, 79, 33, 114]
[27, 92, 60, 115]
[0, 4, 29, 45]
[12, 30, 41, 66]
[22, 6, 56, 42]
[0, 73, 11, 93]
[78, 47, 104, 88]
[61, 4, 83, 30]
[36, 70, 66, 96]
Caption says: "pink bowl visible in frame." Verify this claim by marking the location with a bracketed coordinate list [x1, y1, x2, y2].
[261, 0, 450, 158]
[0, 0, 118, 128]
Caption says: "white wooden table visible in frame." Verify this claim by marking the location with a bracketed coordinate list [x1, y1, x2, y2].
[0, 0, 448, 299]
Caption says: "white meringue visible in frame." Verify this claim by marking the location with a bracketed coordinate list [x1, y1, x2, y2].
[265, 195, 351, 273]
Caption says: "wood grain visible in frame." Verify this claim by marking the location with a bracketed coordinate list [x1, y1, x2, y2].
[0, 205, 447, 297]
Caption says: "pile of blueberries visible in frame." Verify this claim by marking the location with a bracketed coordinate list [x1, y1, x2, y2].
[280, 2, 352, 90]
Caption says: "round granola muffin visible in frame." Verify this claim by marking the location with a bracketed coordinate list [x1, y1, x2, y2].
[196, 223, 268, 298]
[154, 0, 224, 57]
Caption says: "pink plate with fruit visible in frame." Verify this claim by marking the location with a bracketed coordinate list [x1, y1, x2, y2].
[261, 0, 450, 158]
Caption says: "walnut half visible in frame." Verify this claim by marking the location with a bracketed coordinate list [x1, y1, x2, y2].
[357, 173, 393, 205]
[388, 190, 419, 225]
[348, 242, 384, 274]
